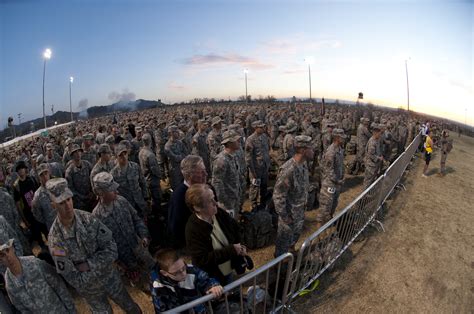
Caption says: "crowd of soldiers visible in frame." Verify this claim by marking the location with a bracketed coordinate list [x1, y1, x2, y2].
[0, 101, 453, 312]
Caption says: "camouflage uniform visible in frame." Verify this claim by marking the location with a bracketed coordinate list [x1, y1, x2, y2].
[93, 195, 154, 271]
[192, 130, 211, 175]
[207, 117, 223, 169]
[138, 143, 162, 213]
[164, 135, 187, 190]
[32, 186, 56, 231]
[364, 133, 383, 188]
[0, 217, 24, 274]
[65, 160, 95, 211]
[212, 133, 242, 216]
[90, 159, 115, 184]
[318, 132, 345, 224]
[273, 157, 309, 257]
[245, 122, 271, 208]
[81, 146, 97, 167]
[282, 121, 297, 161]
[110, 161, 149, 217]
[5, 256, 76, 313]
[356, 120, 371, 168]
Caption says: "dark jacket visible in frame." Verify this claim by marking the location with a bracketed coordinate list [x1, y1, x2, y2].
[167, 182, 189, 249]
[185, 208, 241, 283]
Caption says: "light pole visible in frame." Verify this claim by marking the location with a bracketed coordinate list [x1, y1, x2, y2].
[244, 69, 248, 105]
[42, 48, 52, 128]
[304, 57, 314, 103]
[405, 58, 410, 112]
[69, 76, 74, 122]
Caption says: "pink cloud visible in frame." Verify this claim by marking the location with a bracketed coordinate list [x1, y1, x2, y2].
[179, 53, 274, 70]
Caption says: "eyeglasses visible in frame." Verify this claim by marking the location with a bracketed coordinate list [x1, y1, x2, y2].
[167, 264, 186, 277]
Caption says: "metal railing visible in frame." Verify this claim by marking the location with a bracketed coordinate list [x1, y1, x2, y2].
[163, 253, 294, 314]
[164, 133, 422, 313]
[289, 132, 422, 300]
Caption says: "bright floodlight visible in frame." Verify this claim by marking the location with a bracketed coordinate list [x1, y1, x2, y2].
[244, 69, 249, 74]
[43, 48, 52, 59]
[304, 57, 314, 64]
[70, 76, 74, 83]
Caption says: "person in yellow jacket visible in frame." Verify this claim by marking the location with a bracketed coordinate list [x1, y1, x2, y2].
[422, 129, 433, 177]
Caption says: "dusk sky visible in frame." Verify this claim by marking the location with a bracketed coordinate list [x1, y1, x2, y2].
[1, 0, 472, 127]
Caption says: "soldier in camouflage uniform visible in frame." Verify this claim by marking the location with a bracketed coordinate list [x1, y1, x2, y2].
[192, 119, 211, 175]
[322, 121, 336, 152]
[438, 130, 452, 177]
[0, 188, 25, 242]
[154, 121, 169, 180]
[0, 217, 24, 275]
[138, 133, 162, 215]
[164, 125, 187, 190]
[245, 120, 271, 208]
[111, 144, 149, 217]
[228, 123, 247, 208]
[1, 239, 76, 313]
[352, 118, 371, 174]
[273, 135, 313, 257]
[65, 144, 95, 211]
[90, 144, 115, 184]
[32, 163, 56, 231]
[46, 178, 141, 314]
[364, 124, 384, 188]
[92, 172, 154, 280]
[282, 120, 297, 161]
[130, 126, 144, 164]
[317, 129, 346, 226]
[207, 117, 223, 171]
[45, 143, 62, 164]
[212, 130, 242, 217]
[81, 134, 97, 166]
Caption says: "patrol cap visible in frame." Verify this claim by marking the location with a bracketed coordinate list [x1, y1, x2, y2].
[311, 117, 321, 124]
[221, 130, 241, 145]
[295, 135, 312, 148]
[286, 121, 297, 133]
[36, 154, 46, 164]
[31, 152, 38, 160]
[362, 118, 370, 124]
[371, 123, 382, 131]
[211, 116, 222, 126]
[115, 143, 128, 156]
[326, 120, 337, 128]
[70, 144, 83, 155]
[135, 126, 143, 133]
[98, 144, 112, 155]
[46, 143, 54, 150]
[332, 128, 347, 138]
[168, 125, 178, 133]
[37, 163, 50, 175]
[93, 172, 119, 194]
[105, 135, 115, 144]
[251, 120, 266, 128]
[46, 178, 74, 203]
[65, 138, 74, 146]
[278, 125, 286, 132]
[119, 140, 131, 149]
[228, 123, 241, 131]
[83, 133, 94, 141]
[0, 239, 14, 252]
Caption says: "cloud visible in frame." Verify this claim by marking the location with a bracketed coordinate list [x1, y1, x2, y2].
[108, 89, 136, 103]
[178, 53, 274, 70]
[77, 98, 88, 111]
[168, 82, 186, 90]
[260, 35, 342, 55]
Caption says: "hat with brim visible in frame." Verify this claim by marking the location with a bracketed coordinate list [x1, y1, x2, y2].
[295, 135, 312, 148]
[46, 178, 74, 203]
[37, 163, 50, 176]
[0, 239, 14, 252]
[286, 122, 297, 133]
[98, 144, 112, 155]
[221, 130, 241, 145]
[371, 123, 382, 131]
[251, 120, 266, 128]
[211, 117, 223, 127]
[70, 144, 83, 155]
[115, 144, 128, 156]
[332, 128, 347, 138]
[93, 172, 120, 194]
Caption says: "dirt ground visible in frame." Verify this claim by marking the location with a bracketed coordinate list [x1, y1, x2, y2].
[292, 133, 474, 313]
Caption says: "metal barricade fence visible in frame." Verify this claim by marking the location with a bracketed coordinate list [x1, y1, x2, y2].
[163, 253, 294, 314]
[289, 175, 385, 298]
[288, 132, 422, 301]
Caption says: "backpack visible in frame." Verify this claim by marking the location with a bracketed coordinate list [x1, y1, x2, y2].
[239, 209, 275, 250]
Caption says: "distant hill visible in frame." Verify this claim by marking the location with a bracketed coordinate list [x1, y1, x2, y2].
[1, 99, 163, 143]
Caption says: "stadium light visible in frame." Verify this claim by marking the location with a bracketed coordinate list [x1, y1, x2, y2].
[42, 48, 52, 128]
[405, 58, 411, 112]
[69, 76, 74, 122]
[304, 57, 314, 103]
[244, 69, 248, 105]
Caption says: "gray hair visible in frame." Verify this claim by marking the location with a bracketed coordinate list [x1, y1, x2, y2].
[180, 155, 203, 178]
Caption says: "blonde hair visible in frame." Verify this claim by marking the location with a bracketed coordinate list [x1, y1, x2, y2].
[185, 183, 211, 212]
